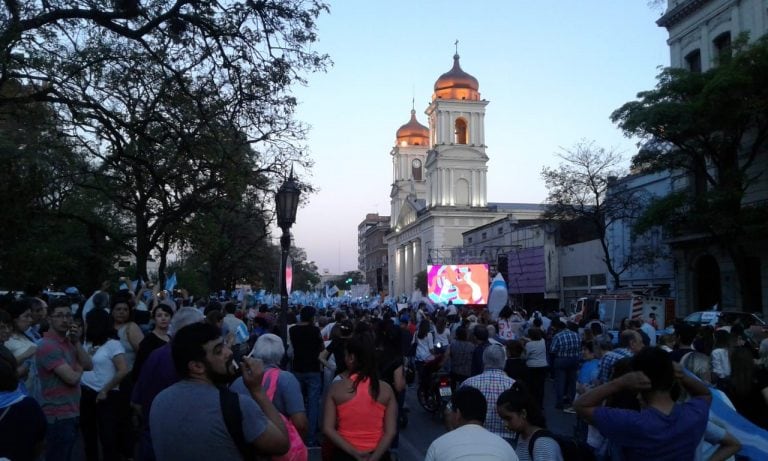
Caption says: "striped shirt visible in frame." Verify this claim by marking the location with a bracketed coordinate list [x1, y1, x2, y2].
[549, 329, 581, 358]
[597, 348, 633, 383]
[461, 369, 516, 440]
[35, 331, 82, 422]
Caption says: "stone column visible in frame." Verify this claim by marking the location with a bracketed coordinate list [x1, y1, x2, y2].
[404, 241, 413, 294]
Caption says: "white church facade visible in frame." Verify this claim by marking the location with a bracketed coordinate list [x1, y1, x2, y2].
[385, 54, 542, 296]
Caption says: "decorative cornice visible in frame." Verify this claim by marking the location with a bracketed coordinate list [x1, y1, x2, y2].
[657, 0, 710, 28]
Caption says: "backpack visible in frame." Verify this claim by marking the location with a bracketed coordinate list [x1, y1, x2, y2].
[261, 368, 308, 461]
[528, 429, 596, 461]
[220, 370, 308, 461]
[219, 387, 255, 461]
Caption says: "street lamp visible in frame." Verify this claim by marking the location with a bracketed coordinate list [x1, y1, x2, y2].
[275, 166, 301, 340]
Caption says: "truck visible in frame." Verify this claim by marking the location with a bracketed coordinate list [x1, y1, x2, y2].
[572, 290, 675, 331]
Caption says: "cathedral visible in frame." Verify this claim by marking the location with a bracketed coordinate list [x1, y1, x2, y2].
[386, 53, 540, 296]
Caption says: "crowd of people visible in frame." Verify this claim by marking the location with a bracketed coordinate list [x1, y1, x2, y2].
[1, 284, 767, 461]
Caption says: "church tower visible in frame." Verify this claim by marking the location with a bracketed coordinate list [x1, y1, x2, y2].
[425, 53, 489, 208]
[390, 108, 429, 228]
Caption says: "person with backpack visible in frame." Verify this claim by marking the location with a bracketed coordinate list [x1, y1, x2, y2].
[230, 333, 308, 461]
[149, 322, 289, 460]
[497, 382, 564, 461]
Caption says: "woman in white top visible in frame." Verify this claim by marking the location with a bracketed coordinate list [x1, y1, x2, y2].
[523, 327, 548, 410]
[81, 308, 128, 461]
[413, 319, 437, 394]
[498, 383, 563, 461]
[711, 329, 732, 390]
[432, 317, 451, 348]
[3, 300, 37, 383]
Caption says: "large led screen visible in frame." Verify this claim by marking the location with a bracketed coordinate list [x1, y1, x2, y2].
[427, 264, 489, 305]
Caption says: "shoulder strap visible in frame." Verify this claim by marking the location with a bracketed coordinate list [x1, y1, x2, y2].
[261, 367, 280, 401]
[528, 429, 554, 459]
[219, 386, 254, 461]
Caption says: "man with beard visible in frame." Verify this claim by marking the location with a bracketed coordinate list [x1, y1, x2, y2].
[150, 322, 289, 460]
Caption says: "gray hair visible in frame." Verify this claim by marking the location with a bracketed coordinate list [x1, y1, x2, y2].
[596, 334, 614, 353]
[758, 338, 768, 368]
[250, 333, 285, 366]
[169, 306, 205, 336]
[482, 343, 507, 370]
[681, 351, 712, 383]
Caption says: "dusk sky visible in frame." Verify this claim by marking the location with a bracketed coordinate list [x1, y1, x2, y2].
[287, 1, 671, 275]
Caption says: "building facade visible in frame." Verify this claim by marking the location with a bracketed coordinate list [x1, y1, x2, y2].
[357, 213, 390, 289]
[357, 213, 390, 293]
[385, 54, 538, 296]
[653, 0, 768, 314]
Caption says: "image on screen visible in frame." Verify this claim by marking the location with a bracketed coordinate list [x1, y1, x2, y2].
[427, 264, 490, 305]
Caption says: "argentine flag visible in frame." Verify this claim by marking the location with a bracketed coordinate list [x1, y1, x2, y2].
[710, 388, 768, 459]
[235, 323, 249, 344]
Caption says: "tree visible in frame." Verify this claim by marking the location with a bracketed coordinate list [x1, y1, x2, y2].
[0, 81, 124, 290]
[611, 36, 768, 309]
[414, 270, 427, 295]
[288, 247, 320, 292]
[1, 0, 329, 281]
[541, 140, 649, 288]
[329, 271, 364, 291]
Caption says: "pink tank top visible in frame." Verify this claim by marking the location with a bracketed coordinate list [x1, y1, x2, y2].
[336, 375, 386, 452]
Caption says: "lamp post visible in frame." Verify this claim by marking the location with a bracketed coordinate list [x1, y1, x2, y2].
[275, 166, 301, 340]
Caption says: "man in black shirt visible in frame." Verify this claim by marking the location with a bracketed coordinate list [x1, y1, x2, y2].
[288, 306, 323, 446]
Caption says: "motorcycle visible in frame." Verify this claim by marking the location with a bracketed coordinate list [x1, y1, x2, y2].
[416, 342, 451, 414]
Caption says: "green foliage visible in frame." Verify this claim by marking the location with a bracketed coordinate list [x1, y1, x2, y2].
[0, 1, 330, 289]
[329, 271, 364, 290]
[0, 82, 123, 291]
[414, 270, 427, 295]
[613, 35, 768, 308]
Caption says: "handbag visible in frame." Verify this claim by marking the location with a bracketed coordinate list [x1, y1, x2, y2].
[262, 368, 308, 461]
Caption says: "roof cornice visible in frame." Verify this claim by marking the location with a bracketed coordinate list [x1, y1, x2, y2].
[656, 0, 710, 28]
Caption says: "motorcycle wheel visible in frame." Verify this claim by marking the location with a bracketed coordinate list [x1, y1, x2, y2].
[417, 387, 439, 413]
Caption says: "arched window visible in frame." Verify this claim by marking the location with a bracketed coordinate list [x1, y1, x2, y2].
[454, 118, 467, 144]
[713, 32, 731, 65]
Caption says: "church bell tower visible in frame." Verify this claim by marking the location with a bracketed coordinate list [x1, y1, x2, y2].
[425, 53, 489, 208]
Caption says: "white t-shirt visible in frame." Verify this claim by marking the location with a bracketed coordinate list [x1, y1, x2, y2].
[4, 333, 37, 361]
[425, 423, 519, 461]
[414, 332, 435, 362]
[81, 339, 125, 392]
[525, 339, 548, 368]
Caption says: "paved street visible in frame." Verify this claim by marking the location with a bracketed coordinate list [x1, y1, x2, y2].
[310, 375, 576, 460]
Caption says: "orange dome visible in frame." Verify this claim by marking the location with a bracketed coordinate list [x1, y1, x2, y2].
[433, 54, 480, 101]
[396, 109, 429, 146]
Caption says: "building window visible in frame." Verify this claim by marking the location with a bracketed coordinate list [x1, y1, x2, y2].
[713, 32, 731, 65]
[590, 273, 607, 286]
[454, 118, 468, 144]
[684, 49, 701, 73]
[481, 232, 487, 240]
[563, 275, 588, 288]
[467, 237, 473, 244]
[498, 227, 503, 236]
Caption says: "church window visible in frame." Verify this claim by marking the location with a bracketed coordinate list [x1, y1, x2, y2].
[454, 118, 468, 144]
[684, 49, 701, 73]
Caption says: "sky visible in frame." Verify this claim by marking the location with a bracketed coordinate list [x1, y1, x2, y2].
[288, 0, 671, 275]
